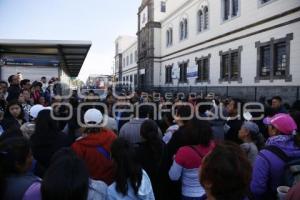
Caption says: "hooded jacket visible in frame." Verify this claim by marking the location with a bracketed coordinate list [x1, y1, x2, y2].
[107, 170, 155, 200]
[251, 135, 300, 199]
[72, 129, 117, 185]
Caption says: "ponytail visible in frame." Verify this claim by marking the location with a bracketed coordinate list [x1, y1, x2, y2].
[140, 120, 162, 162]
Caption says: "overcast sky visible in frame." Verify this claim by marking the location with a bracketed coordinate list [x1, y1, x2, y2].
[0, 0, 140, 81]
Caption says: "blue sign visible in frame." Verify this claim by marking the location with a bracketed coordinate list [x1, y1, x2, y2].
[2, 57, 59, 67]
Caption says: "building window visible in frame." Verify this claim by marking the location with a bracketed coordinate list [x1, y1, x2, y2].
[198, 7, 209, 32]
[232, 0, 238, 17]
[222, 0, 240, 21]
[224, 0, 230, 20]
[169, 28, 173, 45]
[126, 56, 129, 66]
[166, 28, 173, 46]
[180, 21, 184, 40]
[130, 54, 133, 64]
[166, 30, 170, 46]
[161, 1, 166, 12]
[184, 19, 188, 39]
[179, 62, 188, 83]
[255, 33, 293, 82]
[274, 42, 287, 77]
[165, 65, 173, 84]
[260, 45, 271, 77]
[198, 10, 203, 32]
[179, 19, 188, 40]
[204, 7, 209, 30]
[221, 54, 230, 80]
[231, 52, 239, 80]
[219, 46, 243, 83]
[196, 54, 211, 83]
[135, 50, 138, 62]
[123, 58, 125, 68]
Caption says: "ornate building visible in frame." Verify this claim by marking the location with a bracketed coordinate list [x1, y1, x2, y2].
[115, 0, 300, 103]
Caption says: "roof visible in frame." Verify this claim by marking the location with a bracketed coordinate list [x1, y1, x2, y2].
[0, 39, 91, 77]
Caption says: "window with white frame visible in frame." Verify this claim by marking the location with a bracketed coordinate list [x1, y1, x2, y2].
[179, 19, 188, 40]
[198, 6, 209, 32]
[166, 28, 173, 46]
[130, 53, 133, 64]
[126, 56, 129, 66]
[169, 28, 173, 45]
[222, 0, 240, 21]
[184, 19, 188, 39]
[255, 33, 293, 82]
[123, 58, 125, 68]
[166, 30, 170, 46]
[180, 21, 184, 40]
[161, 1, 166, 12]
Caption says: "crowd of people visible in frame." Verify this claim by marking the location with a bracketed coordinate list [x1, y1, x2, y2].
[0, 73, 300, 200]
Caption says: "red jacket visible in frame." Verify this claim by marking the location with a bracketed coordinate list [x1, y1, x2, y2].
[72, 130, 117, 185]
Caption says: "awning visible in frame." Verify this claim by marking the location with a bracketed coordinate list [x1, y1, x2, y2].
[0, 39, 91, 77]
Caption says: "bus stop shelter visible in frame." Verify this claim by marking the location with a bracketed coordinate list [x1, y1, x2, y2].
[0, 39, 91, 83]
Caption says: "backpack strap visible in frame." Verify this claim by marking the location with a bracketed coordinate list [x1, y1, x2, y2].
[189, 145, 204, 159]
[96, 146, 111, 160]
[263, 145, 290, 162]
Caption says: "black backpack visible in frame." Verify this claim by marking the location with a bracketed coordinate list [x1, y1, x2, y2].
[264, 145, 300, 187]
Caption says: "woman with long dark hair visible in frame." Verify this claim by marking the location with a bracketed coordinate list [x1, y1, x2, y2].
[107, 138, 155, 200]
[1, 100, 26, 131]
[30, 109, 71, 177]
[136, 119, 166, 199]
[41, 148, 108, 200]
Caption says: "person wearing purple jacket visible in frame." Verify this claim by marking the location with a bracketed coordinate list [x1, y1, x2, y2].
[251, 113, 299, 200]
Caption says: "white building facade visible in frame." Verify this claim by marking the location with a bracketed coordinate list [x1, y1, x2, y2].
[115, 36, 138, 87]
[116, 0, 300, 102]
